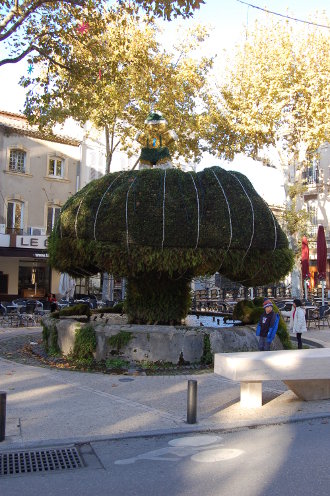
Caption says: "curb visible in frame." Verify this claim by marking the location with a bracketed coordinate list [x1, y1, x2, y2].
[291, 336, 325, 348]
[1, 411, 330, 452]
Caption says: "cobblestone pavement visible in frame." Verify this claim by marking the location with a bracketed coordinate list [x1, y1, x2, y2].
[0, 328, 47, 367]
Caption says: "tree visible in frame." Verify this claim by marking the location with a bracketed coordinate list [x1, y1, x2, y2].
[0, 0, 205, 66]
[212, 17, 330, 296]
[21, 6, 217, 171]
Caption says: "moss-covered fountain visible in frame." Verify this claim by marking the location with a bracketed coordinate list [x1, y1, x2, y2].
[45, 111, 293, 364]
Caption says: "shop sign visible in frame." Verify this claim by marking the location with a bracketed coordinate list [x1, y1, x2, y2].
[16, 235, 48, 249]
[34, 253, 49, 258]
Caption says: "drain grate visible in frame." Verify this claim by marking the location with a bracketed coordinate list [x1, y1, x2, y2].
[0, 446, 83, 476]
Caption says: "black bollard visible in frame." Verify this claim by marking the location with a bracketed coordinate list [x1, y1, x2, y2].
[217, 319, 220, 325]
[187, 380, 197, 424]
[213, 316, 215, 322]
[0, 391, 6, 442]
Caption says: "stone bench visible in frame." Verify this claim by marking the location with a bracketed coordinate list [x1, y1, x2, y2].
[214, 349, 330, 408]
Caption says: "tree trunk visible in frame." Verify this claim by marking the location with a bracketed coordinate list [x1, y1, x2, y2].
[273, 146, 302, 299]
[105, 125, 111, 174]
[125, 271, 193, 325]
[102, 272, 110, 301]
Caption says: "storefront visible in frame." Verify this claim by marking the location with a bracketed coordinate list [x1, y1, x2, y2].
[0, 234, 58, 301]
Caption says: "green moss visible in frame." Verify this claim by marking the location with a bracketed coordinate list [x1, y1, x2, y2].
[108, 331, 133, 352]
[125, 271, 192, 324]
[72, 325, 96, 360]
[42, 323, 49, 346]
[201, 333, 213, 365]
[253, 297, 264, 307]
[249, 307, 264, 322]
[49, 326, 60, 355]
[42, 321, 59, 354]
[93, 302, 124, 314]
[233, 300, 256, 324]
[58, 304, 91, 318]
[105, 358, 130, 369]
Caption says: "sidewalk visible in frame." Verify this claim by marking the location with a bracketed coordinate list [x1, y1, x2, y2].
[1, 326, 330, 450]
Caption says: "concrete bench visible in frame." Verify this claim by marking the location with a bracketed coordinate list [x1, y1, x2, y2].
[214, 349, 330, 408]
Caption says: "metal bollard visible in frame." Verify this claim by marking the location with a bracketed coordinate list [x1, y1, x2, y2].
[0, 391, 6, 442]
[187, 380, 197, 424]
[217, 319, 220, 325]
[212, 316, 215, 322]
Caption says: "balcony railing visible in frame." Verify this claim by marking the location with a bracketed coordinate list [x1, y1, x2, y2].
[302, 168, 322, 186]
[5, 227, 24, 235]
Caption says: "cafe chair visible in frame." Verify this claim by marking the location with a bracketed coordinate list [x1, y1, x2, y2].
[305, 308, 320, 329]
[318, 305, 330, 328]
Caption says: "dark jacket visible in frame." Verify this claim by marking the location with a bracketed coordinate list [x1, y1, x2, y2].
[258, 310, 276, 337]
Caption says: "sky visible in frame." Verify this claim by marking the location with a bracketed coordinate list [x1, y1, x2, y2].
[0, 0, 329, 203]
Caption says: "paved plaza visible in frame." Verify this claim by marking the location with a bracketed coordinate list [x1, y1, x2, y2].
[1, 325, 330, 450]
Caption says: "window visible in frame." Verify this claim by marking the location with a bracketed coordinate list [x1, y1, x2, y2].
[7, 200, 24, 234]
[306, 201, 318, 237]
[9, 149, 26, 173]
[47, 206, 61, 234]
[48, 157, 64, 178]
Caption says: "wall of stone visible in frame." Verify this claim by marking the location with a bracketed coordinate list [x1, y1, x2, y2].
[43, 317, 283, 364]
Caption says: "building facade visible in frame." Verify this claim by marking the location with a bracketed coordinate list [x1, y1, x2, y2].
[0, 111, 130, 302]
[0, 111, 81, 300]
[299, 143, 330, 294]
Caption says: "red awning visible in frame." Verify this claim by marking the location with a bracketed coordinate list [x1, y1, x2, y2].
[317, 225, 327, 280]
[301, 236, 310, 280]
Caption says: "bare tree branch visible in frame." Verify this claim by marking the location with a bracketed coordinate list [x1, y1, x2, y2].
[131, 156, 140, 170]
[0, 0, 84, 40]
[0, 44, 34, 65]
[0, 42, 70, 69]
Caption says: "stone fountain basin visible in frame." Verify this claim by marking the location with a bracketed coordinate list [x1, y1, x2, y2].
[42, 316, 283, 364]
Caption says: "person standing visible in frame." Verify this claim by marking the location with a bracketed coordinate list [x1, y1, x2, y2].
[48, 293, 58, 313]
[256, 299, 277, 351]
[290, 299, 307, 349]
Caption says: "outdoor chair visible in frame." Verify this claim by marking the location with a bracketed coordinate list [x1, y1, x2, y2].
[305, 308, 320, 329]
[318, 306, 330, 328]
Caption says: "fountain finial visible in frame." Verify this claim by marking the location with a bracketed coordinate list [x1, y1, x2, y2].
[135, 110, 178, 170]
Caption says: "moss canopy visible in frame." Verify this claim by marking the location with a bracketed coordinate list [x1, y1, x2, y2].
[48, 166, 293, 286]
